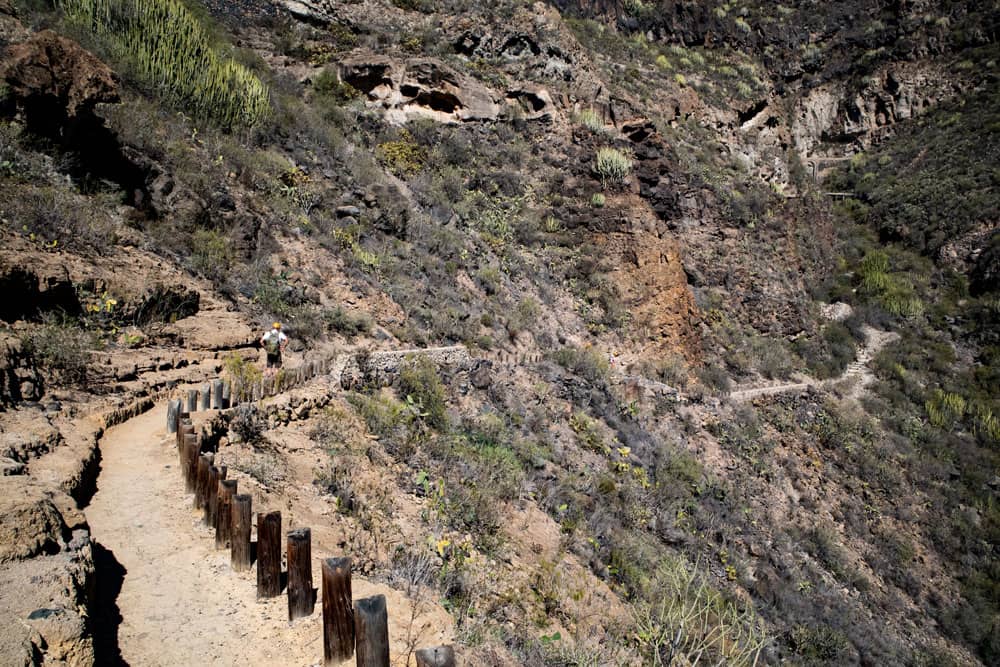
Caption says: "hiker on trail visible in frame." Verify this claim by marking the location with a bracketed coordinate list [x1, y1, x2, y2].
[260, 322, 288, 374]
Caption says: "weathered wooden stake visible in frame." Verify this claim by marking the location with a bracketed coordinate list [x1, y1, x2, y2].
[354, 594, 389, 667]
[257, 511, 282, 598]
[201, 384, 211, 410]
[183, 433, 200, 493]
[204, 465, 220, 525]
[322, 557, 354, 665]
[287, 528, 314, 621]
[166, 400, 179, 433]
[231, 494, 252, 572]
[194, 453, 214, 509]
[177, 421, 194, 467]
[415, 646, 455, 667]
[177, 415, 192, 452]
[216, 479, 238, 549]
[187, 389, 198, 413]
[212, 379, 224, 409]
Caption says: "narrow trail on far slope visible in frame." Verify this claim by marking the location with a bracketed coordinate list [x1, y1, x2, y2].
[86, 404, 319, 667]
[726, 325, 899, 402]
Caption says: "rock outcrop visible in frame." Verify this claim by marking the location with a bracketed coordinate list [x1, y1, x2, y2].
[338, 55, 556, 124]
[0, 334, 43, 407]
[340, 56, 499, 123]
[1, 29, 118, 122]
[0, 478, 94, 666]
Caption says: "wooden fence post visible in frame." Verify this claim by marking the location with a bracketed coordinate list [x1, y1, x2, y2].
[322, 557, 354, 665]
[354, 594, 389, 667]
[167, 400, 179, 433]
[257, 511, 282, 598]
[194, 453, 213, 509]
[287, 528, 314, 621]
[177, 421, 194, 469]
[415, 646, 455, 667]
[201, 384, 211, 410]
[184, 433, 200, 493]
[204, 465, 221, 526]
[216, 479, 238, 549]
[231, 494, 252, 572]
[187, 389, 198, 413]
[212, 379, 224, 409]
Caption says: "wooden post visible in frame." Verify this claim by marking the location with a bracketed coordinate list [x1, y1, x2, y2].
[354, 595, 389, 667]
[322, 557, 354, 665]
[177, 421, 194, 465]
[167, 400, 178, 433]
[187, 389, 198, 413]
[231, 494, 252, 572]
[212, 379, 224, 409]
[204, 465, 221, 526]
[177, 415, 192, 452]
[257, 511, 282, 598]
[194, 453, 213, 509]
[216, 479, 238, 549]
[201, 384, 211, 411]
[184, 433, 199, 493]
[415, 647, 455, 667]
[287, 528, 314, 620]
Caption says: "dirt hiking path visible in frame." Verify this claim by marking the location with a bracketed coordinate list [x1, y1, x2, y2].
[86, 404, 321, 667]
[728, 326, 899, 402]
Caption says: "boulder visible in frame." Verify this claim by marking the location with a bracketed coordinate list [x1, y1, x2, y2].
[0, 478, 81, 563]
[506, 84, 556, 122]
[469, 359, 493, 389]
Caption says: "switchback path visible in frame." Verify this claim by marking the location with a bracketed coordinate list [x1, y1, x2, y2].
[727, 326, 898, 402]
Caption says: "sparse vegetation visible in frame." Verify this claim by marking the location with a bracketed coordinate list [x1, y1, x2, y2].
[20, 315, 97, 386]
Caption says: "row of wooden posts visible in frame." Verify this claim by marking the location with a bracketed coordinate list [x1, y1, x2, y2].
[165, 359, 331, 421]
[171, 409, 455, 666]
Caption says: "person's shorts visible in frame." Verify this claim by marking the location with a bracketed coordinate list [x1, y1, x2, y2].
[266, 353, 282, 368]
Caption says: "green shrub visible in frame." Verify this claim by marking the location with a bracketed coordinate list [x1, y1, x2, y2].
[697, 364, 731, 394]
[376, 132, 426, 175]
[323, 306, 373, 338]
[312, 67, 360, 103]
[190, 229, 232, 280]
[590, 192, 606, 207]
[223, 352, 262, 401]
[230, 403, 266, 444]
[505, 297, 540, 339]
[347, 390, 419, 459]
[632, 557, 769, 666]
[21, 315, 96, 386]
[552, 346, 609, 384]
[398, 355, 448, 430]
[60, 0, 269, 128]
[595, 147, 633, 188]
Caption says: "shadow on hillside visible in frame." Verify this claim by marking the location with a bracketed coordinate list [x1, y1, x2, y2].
[91, 541, 129, 666]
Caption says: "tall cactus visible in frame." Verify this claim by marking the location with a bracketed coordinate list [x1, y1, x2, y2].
[60, 0, 270, 128]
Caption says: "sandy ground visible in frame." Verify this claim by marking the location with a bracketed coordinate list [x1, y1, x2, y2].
[85, 403, 449, 667]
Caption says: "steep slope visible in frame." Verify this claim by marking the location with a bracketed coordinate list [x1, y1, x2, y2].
[0, 0, 998, 665]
